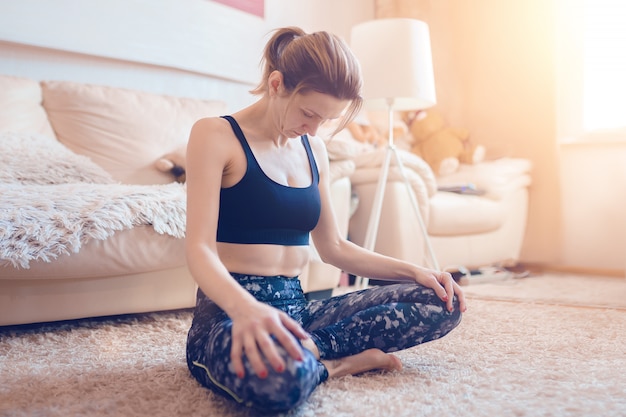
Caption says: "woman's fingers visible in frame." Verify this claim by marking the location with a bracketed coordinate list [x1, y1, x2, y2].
[230, 336, 246, 379]
[230, 334, 273, 379]
[281, 314, 309, 341]
[276, 314, 306, 360]
[243, 333, 271, 378]
[230, 312, 306, 379]
[426, 271, 449, 304]
[454, 281, 468, 312]
[440, 272, 455, 311]
[230, 325, 271, 379]
[256, 316, 305, 374]
[430, 271, 467, 313]
[255, 330, 289, 376]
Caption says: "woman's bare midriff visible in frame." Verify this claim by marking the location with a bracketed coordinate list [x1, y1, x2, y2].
[217, 242, 311, 277]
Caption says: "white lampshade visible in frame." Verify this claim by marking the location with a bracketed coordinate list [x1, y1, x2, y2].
[351, 18, 437, 111]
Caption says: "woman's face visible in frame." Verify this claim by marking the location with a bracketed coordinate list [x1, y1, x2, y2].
[278, 90, 349, 138]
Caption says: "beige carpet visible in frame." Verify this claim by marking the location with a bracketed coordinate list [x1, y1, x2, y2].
[1, 274, 625, 417]
[462, 272, 626, 310]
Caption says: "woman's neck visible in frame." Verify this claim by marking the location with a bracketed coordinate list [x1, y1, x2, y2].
[234, 98, 288, 147]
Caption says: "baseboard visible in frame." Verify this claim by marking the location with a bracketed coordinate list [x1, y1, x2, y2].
[517, 262, 625, 279]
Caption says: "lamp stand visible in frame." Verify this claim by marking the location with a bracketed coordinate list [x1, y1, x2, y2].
[357, 99, 440, 287]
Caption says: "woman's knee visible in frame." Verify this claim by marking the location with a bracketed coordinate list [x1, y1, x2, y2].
[240, 351, 323, 412]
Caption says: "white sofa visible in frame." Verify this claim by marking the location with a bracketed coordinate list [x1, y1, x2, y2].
[334, 128, 532, 274]
[0, 74, 352, 326]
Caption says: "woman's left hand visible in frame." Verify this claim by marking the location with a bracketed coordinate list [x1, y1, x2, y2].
[414, 267, 467, 313]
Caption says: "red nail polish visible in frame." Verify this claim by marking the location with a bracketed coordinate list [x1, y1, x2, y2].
[237, 371, 244, 379]
[259, 370, 268, 379]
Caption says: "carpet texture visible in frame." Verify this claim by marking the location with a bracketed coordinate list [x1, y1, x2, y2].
[461, 272, 626, 310]
[1, 275, 625, 417]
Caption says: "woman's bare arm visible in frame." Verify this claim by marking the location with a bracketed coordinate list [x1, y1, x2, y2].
[185, 117, 308, 378]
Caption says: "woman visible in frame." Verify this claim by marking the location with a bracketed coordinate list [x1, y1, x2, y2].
[185, 26, 466, 413]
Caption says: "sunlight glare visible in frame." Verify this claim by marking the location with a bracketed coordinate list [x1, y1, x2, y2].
[583, 0, 626, 131]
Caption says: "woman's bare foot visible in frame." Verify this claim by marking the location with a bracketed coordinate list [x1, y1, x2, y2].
[322, 349, 402, 378]
[301, 337, 402, 378]
[301, 337, 320, 358]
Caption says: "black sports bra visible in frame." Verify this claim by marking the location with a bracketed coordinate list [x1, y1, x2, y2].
[216, 115, 321, 246]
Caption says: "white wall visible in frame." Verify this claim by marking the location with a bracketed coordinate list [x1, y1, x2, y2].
[553, 0, 626, 274]
[0, 0, 374, 111]
[558, 143, 626, 272]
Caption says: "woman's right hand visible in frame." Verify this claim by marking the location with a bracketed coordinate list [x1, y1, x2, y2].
[229, 300, 309, 379]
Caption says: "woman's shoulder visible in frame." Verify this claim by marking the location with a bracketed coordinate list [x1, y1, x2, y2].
[191, 115, 229, 133]
[308, 134, 329, 158]
[189, 116, 233, 142]
[188, 116, 237, 154]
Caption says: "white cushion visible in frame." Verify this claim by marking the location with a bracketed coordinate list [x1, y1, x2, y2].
[428, 191, 504, 236]
[437, 158, 533, 193]
[0, 75, 56, 137]
[41, 80, 227, 184]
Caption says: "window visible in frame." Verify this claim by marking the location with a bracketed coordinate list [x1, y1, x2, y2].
[557, 0, 626, 142]
[582, 0, 626, 131]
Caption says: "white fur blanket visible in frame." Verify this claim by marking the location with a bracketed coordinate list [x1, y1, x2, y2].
[0, 132, 186, 269]
[0, 131, 116, 185]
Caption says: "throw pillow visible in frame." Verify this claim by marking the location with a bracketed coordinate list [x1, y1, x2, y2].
[41, 80, 227, 184]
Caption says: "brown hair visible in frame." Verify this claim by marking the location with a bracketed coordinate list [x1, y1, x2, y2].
[251, 27, 363, 134]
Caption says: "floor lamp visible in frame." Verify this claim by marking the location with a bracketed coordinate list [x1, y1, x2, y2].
[350, 18, 440, 286]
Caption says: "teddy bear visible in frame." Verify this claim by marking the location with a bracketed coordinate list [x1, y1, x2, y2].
[347, 121, 386, 147]
[154, 145, 187, 183]
[403, 108, 484, 176]
[347, 110, 411, 150]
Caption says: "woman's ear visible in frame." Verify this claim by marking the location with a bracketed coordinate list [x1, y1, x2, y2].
[268, 70, 284, 96]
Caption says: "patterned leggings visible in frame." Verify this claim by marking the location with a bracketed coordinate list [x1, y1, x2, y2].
[186, 274, 462, 413]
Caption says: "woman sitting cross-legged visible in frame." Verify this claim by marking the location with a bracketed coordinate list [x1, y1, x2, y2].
[185, 26, 467, 414]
